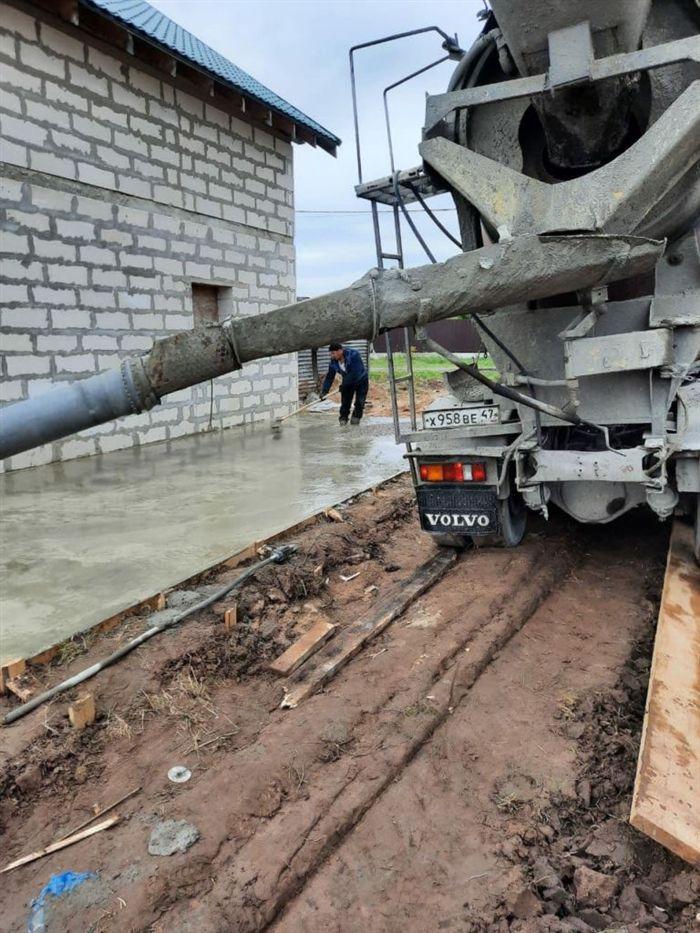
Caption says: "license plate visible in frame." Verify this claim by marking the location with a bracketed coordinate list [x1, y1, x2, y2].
[422, 406, 499, 430]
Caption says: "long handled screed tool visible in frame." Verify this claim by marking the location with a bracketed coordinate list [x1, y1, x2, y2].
[271, 388, 340, 436]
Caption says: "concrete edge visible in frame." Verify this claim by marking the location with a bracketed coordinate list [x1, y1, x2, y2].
[6, 468, 409, 679]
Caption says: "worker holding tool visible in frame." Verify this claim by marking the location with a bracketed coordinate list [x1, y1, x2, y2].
[320, 342, 369, 426]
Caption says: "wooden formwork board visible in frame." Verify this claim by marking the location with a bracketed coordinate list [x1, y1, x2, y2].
[8, 471, 406, 678]
[630, 518, 700, 865]
[281, 549, 457, 709]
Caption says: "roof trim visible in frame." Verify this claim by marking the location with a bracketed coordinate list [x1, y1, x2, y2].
[78, 0, 340, 155]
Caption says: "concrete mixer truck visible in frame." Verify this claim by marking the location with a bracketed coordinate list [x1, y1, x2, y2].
[1, 1, 698, 556]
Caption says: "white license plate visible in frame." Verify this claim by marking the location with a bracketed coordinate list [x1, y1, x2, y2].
[422, 406, 500, 430]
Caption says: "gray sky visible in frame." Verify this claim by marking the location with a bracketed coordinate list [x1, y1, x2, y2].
[151, 0, 483, 296]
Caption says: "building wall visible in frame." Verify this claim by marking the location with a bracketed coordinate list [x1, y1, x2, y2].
[0, 3, 298, 472]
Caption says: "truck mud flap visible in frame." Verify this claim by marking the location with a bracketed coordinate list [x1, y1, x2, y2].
[416, 484, 499, 536]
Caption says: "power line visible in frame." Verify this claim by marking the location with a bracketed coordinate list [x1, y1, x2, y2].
[297, 207, 457, 215]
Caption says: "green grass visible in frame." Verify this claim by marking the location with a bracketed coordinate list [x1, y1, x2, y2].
[369, 352, 496, 383]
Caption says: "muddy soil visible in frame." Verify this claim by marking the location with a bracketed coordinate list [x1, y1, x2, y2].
[0, 476, 697, 932]
[365, 378, 445, 419]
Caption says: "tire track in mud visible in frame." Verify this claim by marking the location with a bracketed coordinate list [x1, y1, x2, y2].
[261, 545, 577, 931]
[155, 533, 580, 932]
[273, 524, 667, 933]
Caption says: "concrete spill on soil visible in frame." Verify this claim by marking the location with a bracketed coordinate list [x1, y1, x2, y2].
[148, 820, 200, 856]
[0, 415, 404, 664]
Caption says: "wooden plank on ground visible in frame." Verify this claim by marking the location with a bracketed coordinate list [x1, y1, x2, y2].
[0, 659, 26, 693]
[630, 518, 700, 865]
[281, 549, 457, 708]
[1, 815, 120, 874]
[269, 620, 336, 676]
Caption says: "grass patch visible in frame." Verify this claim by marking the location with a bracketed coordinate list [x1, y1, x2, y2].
[369, 352, 496, 383]
[54, 631, 96, 666]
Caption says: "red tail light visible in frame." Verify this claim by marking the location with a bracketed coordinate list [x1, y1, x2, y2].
[419, 462, 486, 482]
[443, 462, 464, 482]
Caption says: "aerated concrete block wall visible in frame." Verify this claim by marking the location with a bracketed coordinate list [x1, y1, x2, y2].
[0, 3, 297, 472]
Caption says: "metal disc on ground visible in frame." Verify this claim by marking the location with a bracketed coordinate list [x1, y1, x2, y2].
[167, 766, 191, 784]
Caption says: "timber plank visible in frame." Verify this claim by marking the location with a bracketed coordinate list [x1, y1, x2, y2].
[269, 620, 336, 676]
[0, 659, 26, 693]
[281, 549, 457, 708]
[630, 518, 700, 865]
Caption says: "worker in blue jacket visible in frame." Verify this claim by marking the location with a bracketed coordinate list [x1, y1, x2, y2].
[320, 342, 369, 426]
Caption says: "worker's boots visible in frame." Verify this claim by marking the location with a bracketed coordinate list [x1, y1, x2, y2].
[350, 416, 361, 426]
[339, 417, 348, 426]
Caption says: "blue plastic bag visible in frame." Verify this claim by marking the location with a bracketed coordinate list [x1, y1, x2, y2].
[27, 871, 96, 933]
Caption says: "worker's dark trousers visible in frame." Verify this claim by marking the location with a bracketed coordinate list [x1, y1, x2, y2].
[339, 376, 369, 422]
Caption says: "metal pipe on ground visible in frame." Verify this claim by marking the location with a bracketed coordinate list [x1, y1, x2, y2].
[0, 234, 663, 460]
[2, 545, 296, 726]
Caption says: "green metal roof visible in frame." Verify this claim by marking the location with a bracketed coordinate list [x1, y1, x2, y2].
[81, 0, 340, 153]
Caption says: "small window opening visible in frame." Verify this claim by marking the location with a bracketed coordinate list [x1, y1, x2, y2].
[192, 283, 223, 323]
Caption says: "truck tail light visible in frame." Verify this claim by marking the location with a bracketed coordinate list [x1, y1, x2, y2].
[419, 462, 486, 482]
[420, 463, 447, 482]
[443, 462, 465, 482]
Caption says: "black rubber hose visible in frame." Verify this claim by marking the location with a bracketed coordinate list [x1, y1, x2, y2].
[392, 173, 436, 263]
[3, 545, 296, 725]
[447, 30, 497, 92]
[469, 312, 543, 443]
[419, 331, 597, 430]
[406, 181, 462, 249]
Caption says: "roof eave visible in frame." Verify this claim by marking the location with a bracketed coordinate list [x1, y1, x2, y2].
[66, 0, 339, 155]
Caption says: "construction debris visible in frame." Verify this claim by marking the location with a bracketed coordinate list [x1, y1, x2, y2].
[1, 816, 121, 874]
[0, 659, 26, 693]
[148, 820, 200, 857]
[269, 620, 336, 677]
[282, 549, 457, 708]
[68, 693, 96, 730]
[223, 604, 238, 631]
[167, 766, 192, 784]
[55, 787, 141, 842]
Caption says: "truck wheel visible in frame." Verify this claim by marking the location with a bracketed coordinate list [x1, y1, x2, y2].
[472, 492, 527, 549]
[433, 533, 470, 550]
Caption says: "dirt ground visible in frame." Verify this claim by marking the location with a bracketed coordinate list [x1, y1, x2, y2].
[1, 475, 698, 932]
[366, 378, 445, 419]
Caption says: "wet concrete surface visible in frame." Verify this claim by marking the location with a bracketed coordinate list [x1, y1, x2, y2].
[0, 415, 405, 664]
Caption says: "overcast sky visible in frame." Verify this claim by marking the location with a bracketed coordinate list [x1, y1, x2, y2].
[150, 0, 484, 296]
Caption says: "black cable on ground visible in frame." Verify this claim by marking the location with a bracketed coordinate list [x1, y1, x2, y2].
[3, 545, 296, 726]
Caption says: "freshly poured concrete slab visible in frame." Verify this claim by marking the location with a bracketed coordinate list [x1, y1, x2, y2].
[0, 415, 406, 664]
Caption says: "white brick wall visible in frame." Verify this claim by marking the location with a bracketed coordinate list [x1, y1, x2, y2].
[0, 7, 294, 236]
[0, 4, 298, 472]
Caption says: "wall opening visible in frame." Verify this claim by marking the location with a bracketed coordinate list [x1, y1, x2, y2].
[191, 284, 233, 323]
